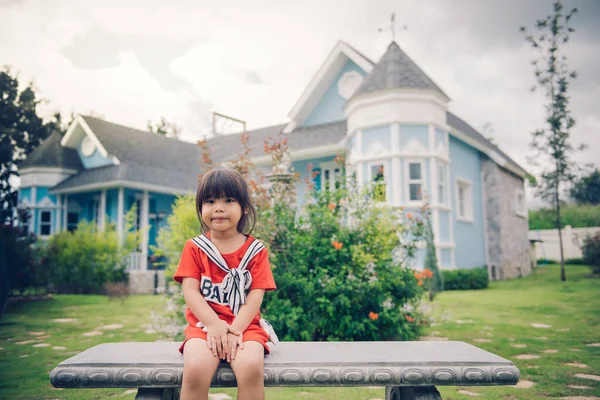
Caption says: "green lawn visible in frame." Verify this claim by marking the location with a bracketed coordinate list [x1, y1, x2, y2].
[0, 264, 598, 399]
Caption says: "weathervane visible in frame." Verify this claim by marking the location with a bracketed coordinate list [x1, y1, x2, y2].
[378, 12, 407, 42]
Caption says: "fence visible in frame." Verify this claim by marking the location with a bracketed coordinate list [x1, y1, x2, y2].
[529, 225, 600, 261]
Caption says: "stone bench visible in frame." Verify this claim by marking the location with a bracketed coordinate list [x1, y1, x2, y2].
[50, 341, 519, 400]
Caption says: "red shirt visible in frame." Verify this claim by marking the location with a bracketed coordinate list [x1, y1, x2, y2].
[174, 234, 276, 327]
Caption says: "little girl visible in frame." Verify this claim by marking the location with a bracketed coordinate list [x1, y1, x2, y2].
[174, 168, 276, 400]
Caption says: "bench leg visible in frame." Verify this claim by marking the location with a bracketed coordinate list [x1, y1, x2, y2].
[135, 388, 179, 400]
[386, 386, 442, 400]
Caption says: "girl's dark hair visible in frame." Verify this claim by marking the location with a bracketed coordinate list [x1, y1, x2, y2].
[195, 168, 256, 234]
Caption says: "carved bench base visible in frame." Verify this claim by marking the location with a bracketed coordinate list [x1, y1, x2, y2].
[134, 386, 442, 400]
[386, 386, 442, 400]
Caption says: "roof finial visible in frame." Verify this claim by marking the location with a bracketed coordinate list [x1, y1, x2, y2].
[378, 12, 407, 43]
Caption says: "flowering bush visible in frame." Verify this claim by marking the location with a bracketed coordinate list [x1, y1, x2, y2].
[261, 169, 427, 341]
[155, 135, 429, 341]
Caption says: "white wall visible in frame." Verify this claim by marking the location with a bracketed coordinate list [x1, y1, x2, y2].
[529, 226, 600, 260]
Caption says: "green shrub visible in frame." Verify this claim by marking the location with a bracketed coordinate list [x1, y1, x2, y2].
[529, 204, 600, 230]
[0, 224, 43, 318]
[260, 179, 428, 341]
[155, 140, 430, 342]
[564, 258, 586, 265]
[153, 195, 200, 279]
[442, 268, 489, 290]
[44, 209, 140, 294]
[582, 232, 600, 274]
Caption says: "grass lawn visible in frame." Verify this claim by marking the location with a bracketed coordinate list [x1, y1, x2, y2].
[0, 263, 598, 399]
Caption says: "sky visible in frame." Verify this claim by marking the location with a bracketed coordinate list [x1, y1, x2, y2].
[1, 0, 599, 207]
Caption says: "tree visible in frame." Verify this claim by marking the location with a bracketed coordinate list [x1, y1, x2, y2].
[0, 67, 62, 225]
[424, 216, 443, 301]
[571, 169, 600, 205]
[521, 0, 582, 281]
[147, 117, 181, 139]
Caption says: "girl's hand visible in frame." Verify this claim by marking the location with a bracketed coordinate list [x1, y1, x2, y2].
[205, 321, 240, 359]
[225, 332, 244, 363]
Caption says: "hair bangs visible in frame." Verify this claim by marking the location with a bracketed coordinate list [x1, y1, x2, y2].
[198, 169, 243, 203]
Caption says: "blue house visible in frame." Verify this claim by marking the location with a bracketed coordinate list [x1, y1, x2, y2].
[18, 41, 531, 281]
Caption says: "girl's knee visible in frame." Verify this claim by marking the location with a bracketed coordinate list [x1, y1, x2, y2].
[234, 357, 264, 383]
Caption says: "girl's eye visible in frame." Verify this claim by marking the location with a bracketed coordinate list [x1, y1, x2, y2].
[226, 198, 236, 203]
[204, 199, 215, 204]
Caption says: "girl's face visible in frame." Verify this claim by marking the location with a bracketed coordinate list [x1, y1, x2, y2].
[201, 196, 243, 236]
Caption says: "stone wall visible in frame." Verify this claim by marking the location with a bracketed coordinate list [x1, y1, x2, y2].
[481, 157, 531, 280]
[127, 270, 167, 295]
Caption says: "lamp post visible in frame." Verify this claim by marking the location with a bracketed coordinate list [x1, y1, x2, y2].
[149, 211, 166, 295]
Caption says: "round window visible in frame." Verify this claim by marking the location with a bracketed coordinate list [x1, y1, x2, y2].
[81, 136, 96, 157]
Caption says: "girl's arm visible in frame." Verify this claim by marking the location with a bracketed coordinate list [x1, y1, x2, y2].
[181, 278, 240, 358]
[230, 289, 265, 333]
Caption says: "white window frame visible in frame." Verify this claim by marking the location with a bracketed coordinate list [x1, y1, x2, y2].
[39, 210, 53, 237]
[437, 163, 447, 205]
[404, 159, 425, 204]
[455, 178, 474, 222]
[320, 162, 342, 192]
[515, 189, 527, 218]
[367, 161, 388, 203]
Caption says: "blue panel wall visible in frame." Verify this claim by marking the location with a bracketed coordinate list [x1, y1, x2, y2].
[302, 60, 367, 127]
[106, 189, 119, 223]
[362, 125, 391, 155]
[449, 136, 486, 269]
[440, 248, 452, 267]
[292, 156, 336, 205]
[148, 193, 178, 252]
[19, 187, 31, 202]
[439, 211, 451, 242]
[78, 140, 113, 169]
[399, 125, 429, 150]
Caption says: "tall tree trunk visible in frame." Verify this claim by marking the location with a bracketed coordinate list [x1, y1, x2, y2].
[555, 168, 566, 281]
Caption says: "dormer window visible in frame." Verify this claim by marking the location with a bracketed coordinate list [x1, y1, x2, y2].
[81, 136, 96, 157]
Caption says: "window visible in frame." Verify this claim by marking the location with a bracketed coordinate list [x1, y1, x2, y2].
[407, 161, 423, 202]
[67, 212, 79, 232]
[370, 163, 386, 202]
[321, 164, 341, 192]
[40, 210, 52, 236]
[438, 164, 446, 204]
[456, 179, 473, 222]
[515, 190, 526, 217]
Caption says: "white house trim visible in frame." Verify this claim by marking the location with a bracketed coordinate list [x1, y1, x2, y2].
[283, 41, 373, 133]
[140, 190, 149, 271]
[515, 188, 527, 218]
[455, 177, 474, 223]
[252, 142, 346, 165]
[61, 115, 121, 165]
[19, 168, 78, 188]
[99, 189, 106, 232]
[49, 180, 189, 196]
[19, 167, 79, 175]
[353, 152, 450, 164]
[403, 159, 426, 207]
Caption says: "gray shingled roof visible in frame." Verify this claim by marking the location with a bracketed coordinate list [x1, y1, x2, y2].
[51, 116, 205, 193]
[220, 121, 346, 162]
[446, 112, 526, 176]
[48, 109, 524, 194]
[20, 131, 84, 171]
[351, 42, 449, 100]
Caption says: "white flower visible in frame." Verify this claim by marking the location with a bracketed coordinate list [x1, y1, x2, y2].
[402, 303, 414, 313]
[382, 298, 394, 309]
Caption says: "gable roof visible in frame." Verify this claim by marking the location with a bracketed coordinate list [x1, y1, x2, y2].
[446, 112, 527, 177]
[351, 42, 449, 101]
[51, 116, 205, 194]
[20, 131, 84, 171]
[284, 41, 374, 133]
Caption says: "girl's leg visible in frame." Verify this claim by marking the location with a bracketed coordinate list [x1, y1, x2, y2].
[180, 338, 221, 400]
[229, 341, 265, 400]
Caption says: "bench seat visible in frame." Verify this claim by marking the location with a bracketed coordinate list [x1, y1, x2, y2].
[50, 341, 519, 399]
